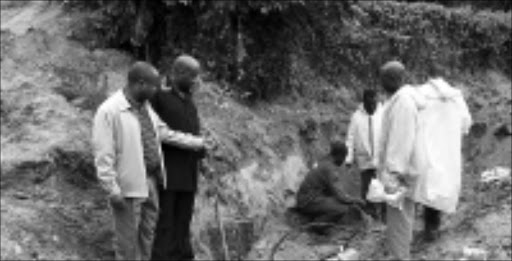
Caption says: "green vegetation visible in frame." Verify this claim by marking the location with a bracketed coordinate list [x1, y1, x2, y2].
[61, 0, 510, 101]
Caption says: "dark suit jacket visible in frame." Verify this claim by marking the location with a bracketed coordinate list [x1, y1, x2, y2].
[150, 88, 203, 191]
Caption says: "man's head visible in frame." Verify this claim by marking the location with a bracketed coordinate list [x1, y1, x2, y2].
[379, 60, 406, 95]
[362, 89, 377, 115]
[171, 55, 202, 94]
[426, 61, 444, 79]
[330, 141, 348, 166]
[127, 61, 161, 102]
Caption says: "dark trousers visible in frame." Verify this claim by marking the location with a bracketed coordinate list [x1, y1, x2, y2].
[299, 197, 349, 222]
[423, 206, 441, 232]
[151, 190, 195, 261]
[297, 197, 361, 234]
[361, 168, 386, 221]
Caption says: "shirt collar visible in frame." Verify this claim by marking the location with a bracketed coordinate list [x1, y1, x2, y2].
[164, 84, 191, 101]
[358, 103, 382, 117]
[119, 89, 144, 111]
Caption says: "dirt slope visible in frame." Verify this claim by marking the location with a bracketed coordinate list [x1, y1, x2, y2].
[1, 1, 511, 261]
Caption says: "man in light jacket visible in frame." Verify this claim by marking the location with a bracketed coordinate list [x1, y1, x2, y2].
[378, 61, 427, 260]
[346, 89, 385, 220]
[92, 61, 212, 260]
[413, 75, 472, 242]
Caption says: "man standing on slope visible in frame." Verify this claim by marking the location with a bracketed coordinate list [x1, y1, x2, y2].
[378, 60, 427, 260]
[150, 55, 209, 261]
[346, 88, 385, 221]
[92, 61, 210, 260]
[413, 67, 472, 243]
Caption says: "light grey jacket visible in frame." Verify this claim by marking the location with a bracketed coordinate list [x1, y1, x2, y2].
[92, 90, 204, 198]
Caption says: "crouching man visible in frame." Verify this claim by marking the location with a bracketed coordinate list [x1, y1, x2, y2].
[295, 141, 365, 234]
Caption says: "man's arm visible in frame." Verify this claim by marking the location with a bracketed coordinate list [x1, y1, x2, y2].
[457, 94, 472, 135]
[331, 184, 364, 205]
[382, 93, 417, 176]
[92, 108, 121, 196]
[150, 107, 205, 151]
[197, 127, 215, 160]
[381, 92, 419, 191]
[325, 168, 364, 205]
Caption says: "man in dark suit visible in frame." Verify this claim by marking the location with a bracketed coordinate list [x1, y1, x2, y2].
[150, 55, 206, 260]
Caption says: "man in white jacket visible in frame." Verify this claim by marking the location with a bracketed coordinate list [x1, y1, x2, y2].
[92, 61, 213, 260]
[378, 61, 427, 260]
[413, 75, 472, 242]
[346, 89, 385, 220]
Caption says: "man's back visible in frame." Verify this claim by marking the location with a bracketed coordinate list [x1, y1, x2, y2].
[346, 104, 383, 169]
[296, 163, 333, 208]
[413, 78, 472, 213]
[379, 85, 426, 182]
[151, 88, 201, 191]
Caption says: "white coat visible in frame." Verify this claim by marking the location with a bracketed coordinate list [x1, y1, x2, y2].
[412, 78, 472, 213]
[378, 84, 427, 194]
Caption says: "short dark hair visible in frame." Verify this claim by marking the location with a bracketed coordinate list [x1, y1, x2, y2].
[363, 89, 377, 101]
[127, 61, 161, 87]
[330, 141, 347, 160]
[426, 61, 444, 78]
[380, 61, 406, 94]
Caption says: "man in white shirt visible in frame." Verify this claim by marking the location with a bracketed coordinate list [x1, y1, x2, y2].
[346, 89, 385, 220]
[378, 61, 427, 260]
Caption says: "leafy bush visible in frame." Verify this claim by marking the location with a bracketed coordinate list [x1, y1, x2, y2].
[400, 0, 511, 11]
[52, 64, 109, 112]
[293, 0, 511, 92]
[60, 0, 511, 101]
[358, 1, 511, 79]
[60, 0, 339, 101]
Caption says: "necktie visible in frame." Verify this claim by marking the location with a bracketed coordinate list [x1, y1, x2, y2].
[369, 115, 374, 158]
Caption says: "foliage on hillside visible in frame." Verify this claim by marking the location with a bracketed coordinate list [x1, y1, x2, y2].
[358, 1, 511, 79]
[60, 0, 510, 101]
[401, 0, 511, 11]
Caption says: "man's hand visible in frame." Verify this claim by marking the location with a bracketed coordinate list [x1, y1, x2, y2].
[337, 191, 365, 206]
[382, 171, 405, 193]
[350, 198, 365, 206]
[109, 193, 125, 209]
[204, 136, 218, 151]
